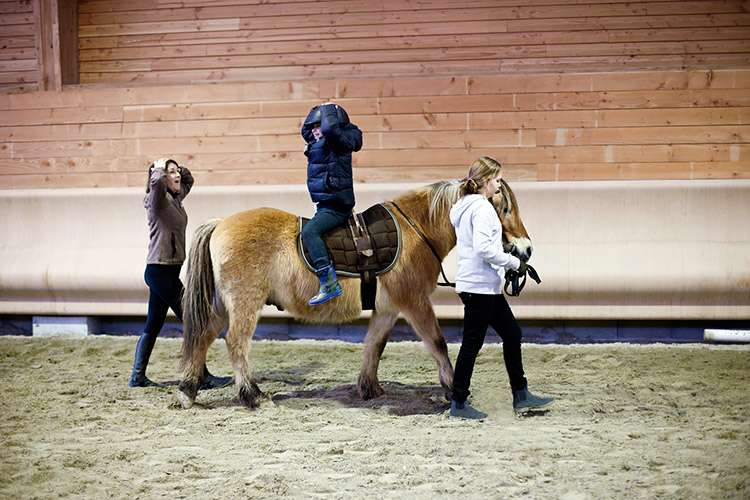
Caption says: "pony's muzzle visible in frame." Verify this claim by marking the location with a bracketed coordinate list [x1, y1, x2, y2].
[506, 238, 533, 262]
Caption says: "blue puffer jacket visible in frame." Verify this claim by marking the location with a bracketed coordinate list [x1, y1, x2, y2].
[301, 104, 363, 208]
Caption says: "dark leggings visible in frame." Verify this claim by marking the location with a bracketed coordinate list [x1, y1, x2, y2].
[144, 264, 184, 337]
[452, 292, 527, 404]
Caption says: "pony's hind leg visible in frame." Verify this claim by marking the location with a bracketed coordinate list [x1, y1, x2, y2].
[401, 296, 454, 399]
[357, 311, 399, 400]
[225, 310, 264, 408]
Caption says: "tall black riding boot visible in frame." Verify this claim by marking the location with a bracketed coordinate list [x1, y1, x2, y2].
[128, 333, 160, 388]
[200, 365, 234, 390]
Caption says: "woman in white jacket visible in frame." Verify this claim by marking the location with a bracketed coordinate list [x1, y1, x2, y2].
[448, 156, 553, 419]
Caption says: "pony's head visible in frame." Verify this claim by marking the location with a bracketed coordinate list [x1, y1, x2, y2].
[429, 179, 533, 262]
[489, 178, 532, 262]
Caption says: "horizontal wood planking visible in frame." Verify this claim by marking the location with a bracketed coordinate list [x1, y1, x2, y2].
[77, 24, 750, 50]
[2, 98, 748, 127]
[77, 0, 729, 14]
[0, 22, 35, 36]
[2, 69, 747, 110]
[0, 69, 36, 84]
[77, 54, 750, 85]
[0, 0, 37, 92]
[78, 41, 750, 73]
[2, 104, 749, 142]
[536, 161, 750, 180]
[77, 0, 750, 85]
[3, 61, 750, 187]
[77, 2, 748, 26]
[78, 27, 750, 59]
[1, 128, 747, 156]
[0, 1, 34, 15]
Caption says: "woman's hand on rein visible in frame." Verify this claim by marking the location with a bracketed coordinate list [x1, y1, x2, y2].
[516, 260, 528, 275]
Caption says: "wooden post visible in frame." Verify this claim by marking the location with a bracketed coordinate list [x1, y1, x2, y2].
[34, 0, 78, 91]
[58, 0, 78, 85]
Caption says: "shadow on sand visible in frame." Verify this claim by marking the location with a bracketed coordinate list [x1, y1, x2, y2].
[188, 380, 449, 416]
[270, 381, 450, 416]
[170, 362, 452, 416]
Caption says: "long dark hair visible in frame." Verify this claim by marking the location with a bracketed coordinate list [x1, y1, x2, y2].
[145, 159, 179, 194]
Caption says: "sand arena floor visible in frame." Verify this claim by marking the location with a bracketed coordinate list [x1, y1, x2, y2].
[0, 336, 748, 499]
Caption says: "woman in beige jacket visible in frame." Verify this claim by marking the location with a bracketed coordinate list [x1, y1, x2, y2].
[128, 158, 231, 389]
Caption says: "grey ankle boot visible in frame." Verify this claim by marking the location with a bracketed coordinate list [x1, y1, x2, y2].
[512, 384, 554, 413]
[449, 400, 487, 420]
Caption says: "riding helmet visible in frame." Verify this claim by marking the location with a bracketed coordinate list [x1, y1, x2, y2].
[303, 103, 350, 127]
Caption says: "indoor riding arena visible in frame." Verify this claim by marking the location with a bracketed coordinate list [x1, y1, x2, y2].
[1, 1, 748, 499]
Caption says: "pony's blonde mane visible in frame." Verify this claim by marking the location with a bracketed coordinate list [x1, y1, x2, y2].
[427, 180, 462, 224]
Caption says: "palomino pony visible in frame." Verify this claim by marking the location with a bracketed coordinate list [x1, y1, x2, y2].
[177, 179, 532, 409]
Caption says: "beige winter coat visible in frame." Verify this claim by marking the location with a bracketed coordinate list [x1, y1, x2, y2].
[144, 162, 194, 265]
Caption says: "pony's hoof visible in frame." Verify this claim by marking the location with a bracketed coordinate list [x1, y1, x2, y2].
[177, 380, 199, 409]
[238, 381, 264, 409]
[357, 377, 384, 400]
[176, 389, 194, 409]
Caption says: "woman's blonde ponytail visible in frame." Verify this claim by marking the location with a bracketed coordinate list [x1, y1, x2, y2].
[459, 156, 503, 197]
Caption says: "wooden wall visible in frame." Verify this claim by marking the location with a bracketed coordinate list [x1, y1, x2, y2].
[0, 0, 37, 93]
[77, 0, 750, 84]
[0, 0, 748, 189]
[1, 68, 748, 188]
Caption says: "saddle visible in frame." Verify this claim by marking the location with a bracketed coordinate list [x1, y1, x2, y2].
[298, 203, 402, 310]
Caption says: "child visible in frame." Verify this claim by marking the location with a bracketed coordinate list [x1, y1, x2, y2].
[448, 156, 554, 418]
[300, 103, 363, 305]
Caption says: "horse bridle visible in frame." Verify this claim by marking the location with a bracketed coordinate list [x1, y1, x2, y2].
[388, 200, 541, 296]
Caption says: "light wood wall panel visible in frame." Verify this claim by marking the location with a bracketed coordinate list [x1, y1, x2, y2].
[1, 69, 748, 188]
[77, 0, 750, 84]
[0, 0, 38, 92]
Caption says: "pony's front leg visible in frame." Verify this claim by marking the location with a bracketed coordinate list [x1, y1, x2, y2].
[226, 311, 264, 408]
[401, 297, 454, 399]
[357, 311, 398, 400]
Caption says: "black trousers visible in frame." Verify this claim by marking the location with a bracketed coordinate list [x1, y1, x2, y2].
[144, 263, 184, 337]
[452, 292, 527, 403]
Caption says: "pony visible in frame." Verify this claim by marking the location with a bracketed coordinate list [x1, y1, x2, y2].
[177, 179, 532, 409]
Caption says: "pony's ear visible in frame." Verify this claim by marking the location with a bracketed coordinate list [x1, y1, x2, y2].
[148, 163, 155, 171]
[499, 179, 515, 216]
[490, 183, 512, 218]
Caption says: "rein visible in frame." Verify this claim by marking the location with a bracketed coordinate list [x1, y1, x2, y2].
[504, 264, 541, 297]
[388, 201, 456, 288]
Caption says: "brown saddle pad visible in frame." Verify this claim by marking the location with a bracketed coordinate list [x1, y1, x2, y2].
[298, 203, 401, 278]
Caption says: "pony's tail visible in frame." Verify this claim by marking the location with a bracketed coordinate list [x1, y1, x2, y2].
[181, 218, 221, 372]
